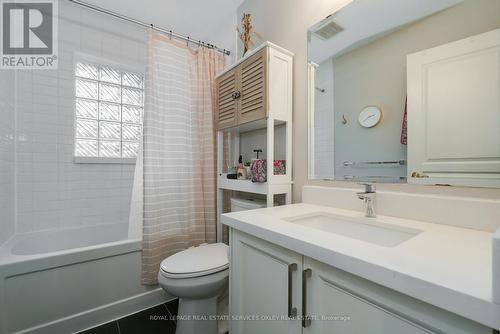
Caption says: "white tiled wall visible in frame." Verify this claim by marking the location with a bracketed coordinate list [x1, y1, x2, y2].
[314, 59, 335, 179]
[13, 2, 147, 233]
[0, 70, 15, 244]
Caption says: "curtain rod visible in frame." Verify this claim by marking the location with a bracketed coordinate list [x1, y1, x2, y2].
[67, 0, 231, 56]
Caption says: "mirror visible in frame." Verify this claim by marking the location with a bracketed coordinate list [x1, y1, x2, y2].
[307, 0, 500, 186]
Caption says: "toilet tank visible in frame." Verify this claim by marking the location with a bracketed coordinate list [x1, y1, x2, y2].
[230, 197, 266, 212]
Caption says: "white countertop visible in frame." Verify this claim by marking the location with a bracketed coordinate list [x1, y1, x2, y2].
[221, 203, 500, 330]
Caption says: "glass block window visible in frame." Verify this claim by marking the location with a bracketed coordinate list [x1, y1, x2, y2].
[74, 62, 144, 160]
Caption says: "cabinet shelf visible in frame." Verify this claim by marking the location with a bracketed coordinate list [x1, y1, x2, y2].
[219, 118, 286, 134]
[218, 174, 291, 195]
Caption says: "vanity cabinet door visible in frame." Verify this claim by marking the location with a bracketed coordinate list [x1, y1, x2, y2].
[215, 69, 238, 129]
[407, 28, 500, 187]
[230, 229, 302, 334]
[302, 257, 491, 334]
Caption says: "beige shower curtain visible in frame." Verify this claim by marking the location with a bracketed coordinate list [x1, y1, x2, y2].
[141, 32, 225, 284]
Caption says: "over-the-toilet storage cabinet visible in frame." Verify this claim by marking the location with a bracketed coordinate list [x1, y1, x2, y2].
[215, 42, 292, 130]
[229, 230, 491, 334]
[216, 47, 267, 129]
[214, 42, 293, 242]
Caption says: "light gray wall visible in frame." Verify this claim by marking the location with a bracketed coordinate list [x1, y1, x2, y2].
[332, 48, 407, 181]
[237, 0, 500, 201]
[239, 124, 286, 163]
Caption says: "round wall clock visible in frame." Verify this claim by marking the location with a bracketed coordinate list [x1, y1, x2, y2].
[358, 106, 383, 128]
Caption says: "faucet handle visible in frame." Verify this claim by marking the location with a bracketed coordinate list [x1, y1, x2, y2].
[358, 183, 376, 193]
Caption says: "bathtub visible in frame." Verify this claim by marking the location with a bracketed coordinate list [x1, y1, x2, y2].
[0, 224, 170, 334]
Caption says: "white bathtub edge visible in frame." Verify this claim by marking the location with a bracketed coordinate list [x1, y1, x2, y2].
[13, 288, 174, 334]
[1, 239, 142, 277]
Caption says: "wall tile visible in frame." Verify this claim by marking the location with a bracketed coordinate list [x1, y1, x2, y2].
[0, 70, 15, 245]
[12, 6, 147, 234]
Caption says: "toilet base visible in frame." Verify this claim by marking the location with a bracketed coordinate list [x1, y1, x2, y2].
[175, 296, 218, 334]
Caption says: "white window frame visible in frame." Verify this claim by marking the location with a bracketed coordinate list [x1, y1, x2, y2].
[73, 53, 145, 164]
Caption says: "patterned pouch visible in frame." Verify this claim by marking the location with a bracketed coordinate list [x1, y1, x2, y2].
[273, 160, 286, 175]
[250, 159, 267, 183]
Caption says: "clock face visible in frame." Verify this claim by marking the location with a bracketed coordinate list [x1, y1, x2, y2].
[358, 106, 382, 128]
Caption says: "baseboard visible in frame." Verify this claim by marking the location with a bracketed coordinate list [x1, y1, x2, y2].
[14, 288, 173, 334]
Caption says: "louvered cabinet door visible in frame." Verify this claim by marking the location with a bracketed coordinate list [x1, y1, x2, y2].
[239, 48, 267, 125]
[216, 70, 238, 129]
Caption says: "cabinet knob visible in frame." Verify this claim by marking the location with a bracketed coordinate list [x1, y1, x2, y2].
[232, 90, 241, 99]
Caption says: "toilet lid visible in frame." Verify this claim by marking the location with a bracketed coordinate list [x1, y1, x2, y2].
[160, 243, 229, 278]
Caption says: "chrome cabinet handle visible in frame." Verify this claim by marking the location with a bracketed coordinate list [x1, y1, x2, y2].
[288, 263, 298, 318]
[302, 268, 312, 328]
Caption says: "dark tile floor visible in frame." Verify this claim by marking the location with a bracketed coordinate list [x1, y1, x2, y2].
[78, 299, 178, 334]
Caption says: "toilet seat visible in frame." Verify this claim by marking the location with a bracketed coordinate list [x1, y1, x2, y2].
[160, 243, 229, 279]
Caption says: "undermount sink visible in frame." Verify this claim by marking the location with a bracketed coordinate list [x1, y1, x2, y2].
[283, 212, 422, 247]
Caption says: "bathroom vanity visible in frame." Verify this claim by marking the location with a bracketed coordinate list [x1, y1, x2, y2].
[221, 186, 500, 334]
[221, 2, 500, 332]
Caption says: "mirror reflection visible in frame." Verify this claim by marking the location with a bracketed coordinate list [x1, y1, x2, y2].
[308, 0, 500, 186]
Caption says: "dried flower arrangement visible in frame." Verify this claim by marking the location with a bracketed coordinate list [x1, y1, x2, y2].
[237, 13, 263, 57]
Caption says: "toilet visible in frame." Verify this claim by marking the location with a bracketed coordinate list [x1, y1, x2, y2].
[230, 196, 267, 212]
[158, 243, 229, 334]
[158, 197, 266, 334]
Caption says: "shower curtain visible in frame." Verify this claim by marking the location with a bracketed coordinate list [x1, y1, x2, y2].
[141, 32, 226, 284]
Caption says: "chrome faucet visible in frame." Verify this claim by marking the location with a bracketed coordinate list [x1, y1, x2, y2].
[357, 183, 376, 218]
